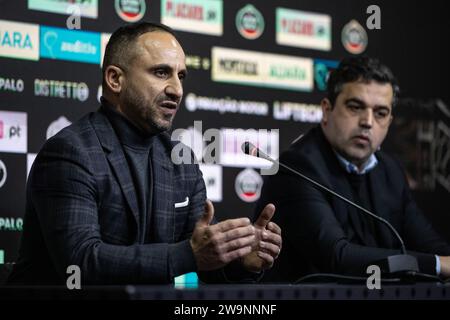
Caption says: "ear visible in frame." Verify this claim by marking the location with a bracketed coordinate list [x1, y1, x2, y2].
[321, 98, 333, 125]
[104, 65, 124, 94]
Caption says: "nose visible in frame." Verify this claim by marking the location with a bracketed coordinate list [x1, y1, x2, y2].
[165, 76, 183, 101]
[359, 108, 374, 129]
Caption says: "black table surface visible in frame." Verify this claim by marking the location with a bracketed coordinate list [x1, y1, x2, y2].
[1, 282, 450, 300]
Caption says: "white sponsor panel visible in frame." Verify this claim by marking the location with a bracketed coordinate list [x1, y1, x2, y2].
[0, 111, 27, 154]
[28, 0, 98, 18]
[276, 8, 331, 51]
[27, 153, 37, 179]
[161, 0, 223, 36]
[0, 19, 39, 61]
[220, 128, 278, 168]
[199, 164, 222, 202]
[212, 47, 313, 92]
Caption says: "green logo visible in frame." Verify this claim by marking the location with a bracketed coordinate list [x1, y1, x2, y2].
[270, 65, 307, 81]
[0, 217, 23, 231]
[236, 4, 264, 40]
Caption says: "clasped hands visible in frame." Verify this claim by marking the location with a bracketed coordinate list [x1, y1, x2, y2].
[190, 199, 282, 273]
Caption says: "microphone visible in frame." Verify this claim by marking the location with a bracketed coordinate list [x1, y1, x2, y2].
[242, 141, 420, 275]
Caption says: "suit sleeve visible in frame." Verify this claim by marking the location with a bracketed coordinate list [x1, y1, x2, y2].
[29, 137, 197, 284]
[399, 168, 450, 274]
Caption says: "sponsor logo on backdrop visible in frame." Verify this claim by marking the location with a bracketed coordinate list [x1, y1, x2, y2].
[0, 19, 39, 61]
[236, 4, 264, 40]
[220, 128, 278, 169]
[100, 33, 111, 67]
[0, 111, 27, 154]
[46, 116, 72, 140]
[28, 0, 98, 18]
[34, 78, 89, 101]
[184, 93, 268, 116]
[0, 217, 23, 231]
[115, 0, 146, 22]
[0, 159, 6, 188]
[0, 77, 24, 93]
[314, 59, 339, 91]
[273, 101, 322, 123]
[212, 47, 313, 92]
[276, 7, 331, 51]
[27, 153, 37, 178]
[40, 25, 101, 64]
[342, 19, 368, 54]
[235, 168, 263, 203]
[161, 0, 223, 36]
[199, 164, 222, 202]
[186, 54, 210, 70]
[0, 250, 3, 264]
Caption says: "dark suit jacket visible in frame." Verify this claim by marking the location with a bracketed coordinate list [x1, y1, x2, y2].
[8, 106, 230, 285]
[257, 126, 450, 282]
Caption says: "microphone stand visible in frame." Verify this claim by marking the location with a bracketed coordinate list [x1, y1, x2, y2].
[242, 142, 420, 276]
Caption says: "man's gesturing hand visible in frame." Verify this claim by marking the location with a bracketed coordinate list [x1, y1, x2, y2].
[241, 203, 282, 273]
[190, 199, 256, 271]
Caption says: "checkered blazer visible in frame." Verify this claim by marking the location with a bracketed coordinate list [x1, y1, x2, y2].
[8, 105, 210, 285]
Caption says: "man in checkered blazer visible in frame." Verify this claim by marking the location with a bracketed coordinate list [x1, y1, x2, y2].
[8, 22, 282, 285]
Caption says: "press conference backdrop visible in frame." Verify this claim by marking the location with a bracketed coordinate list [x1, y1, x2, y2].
[0, 0, 449, 265]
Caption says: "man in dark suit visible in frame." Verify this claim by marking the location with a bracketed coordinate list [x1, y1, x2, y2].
[8, 22, 282, 285]
[256, 56, 450, 282]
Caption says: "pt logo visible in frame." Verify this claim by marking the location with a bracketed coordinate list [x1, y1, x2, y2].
[366, 265, 381, 290]
[66, 265, 81, 290]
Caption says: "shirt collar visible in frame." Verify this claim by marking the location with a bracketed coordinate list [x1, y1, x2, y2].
[101, 97, 155, 150]
[334, 151, 378, 175]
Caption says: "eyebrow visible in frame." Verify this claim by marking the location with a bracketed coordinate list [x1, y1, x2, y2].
[150, 64, 188, 76]
[344, 98, 390, 110]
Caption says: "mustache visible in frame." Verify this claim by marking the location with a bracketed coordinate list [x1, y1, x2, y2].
[354, 129, 371, 136]
[158, 95, 181, 104]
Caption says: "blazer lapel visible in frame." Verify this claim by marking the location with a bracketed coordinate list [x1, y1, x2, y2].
[150, 137, 175, 243]
[106, 149, 140, 224]
[92, 108, 140, 225]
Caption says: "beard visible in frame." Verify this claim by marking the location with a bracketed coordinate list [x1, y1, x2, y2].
[121, 86, 174, 135]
